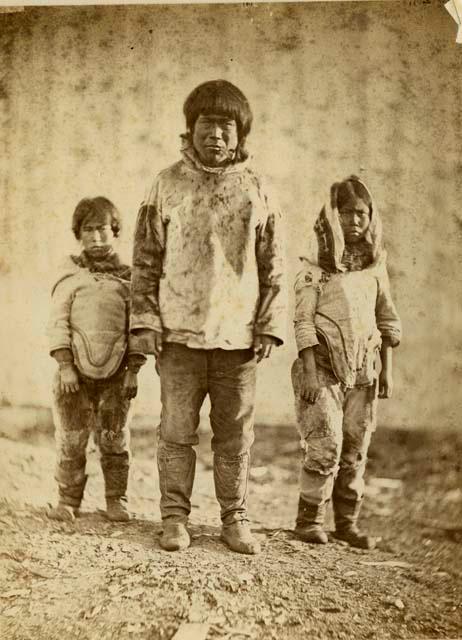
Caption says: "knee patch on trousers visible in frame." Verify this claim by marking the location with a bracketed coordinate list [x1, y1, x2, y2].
[302, 437, 339, 476]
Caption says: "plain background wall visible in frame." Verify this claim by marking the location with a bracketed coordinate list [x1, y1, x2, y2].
[0, 1, 461, 429]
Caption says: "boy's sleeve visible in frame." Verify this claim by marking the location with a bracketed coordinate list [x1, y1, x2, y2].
[376, 265, 402, 347]
[130, 178, 166, 334]
[47, 277, 74, 357]
[293, 267, 320, 353]
[254, 186, 287, 345]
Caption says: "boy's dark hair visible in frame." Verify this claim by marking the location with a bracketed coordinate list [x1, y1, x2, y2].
[72, 197, 122, 240]
[334, 176, 372, 213]
[183, 79, 253, 147]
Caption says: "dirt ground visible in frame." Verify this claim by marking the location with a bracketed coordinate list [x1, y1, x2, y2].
[0, 422, 461, 640]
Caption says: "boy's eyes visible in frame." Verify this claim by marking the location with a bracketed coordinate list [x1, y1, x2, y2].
[83, 225, 110, 232]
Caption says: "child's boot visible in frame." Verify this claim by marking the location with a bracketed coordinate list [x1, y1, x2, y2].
[48, 501, 79, 522]
[48, 475, 88, 522]
[102, 455, 131, 522]
[160, 522, 191, 551]
[294, 497, 328, 544]
[332, 498, 376, 549]
[106, 496, 130, 522]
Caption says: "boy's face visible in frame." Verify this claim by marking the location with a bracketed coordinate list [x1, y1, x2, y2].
[80, 214, 113, 256]
[338, 199, 370, 244]
[192, 113, 238, 167]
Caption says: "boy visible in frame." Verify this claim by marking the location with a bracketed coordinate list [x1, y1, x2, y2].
[292, 176, 401, 549]
[130, 80, 286, 554]
[47, 197, 145, 522]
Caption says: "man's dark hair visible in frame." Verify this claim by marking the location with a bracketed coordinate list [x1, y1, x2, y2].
[183, 79, 253, 144]
[72, 197, 122, 240]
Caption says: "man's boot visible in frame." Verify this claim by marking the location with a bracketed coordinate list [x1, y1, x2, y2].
[214, 453, 260, 554]
[294, 497, 328, 544]
[160, 522, 191, 551]
[157, 443, 196, 551]
[102, 454, 131, 522]
[332, 498, 376, 549]
[220, 521, 261, 555]
[49, 475, 88, 522]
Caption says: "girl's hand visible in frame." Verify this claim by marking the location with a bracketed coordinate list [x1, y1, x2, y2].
[122, 370, 138, 399]
[60, 364, 80, 394]
[378, 369, 393, 399]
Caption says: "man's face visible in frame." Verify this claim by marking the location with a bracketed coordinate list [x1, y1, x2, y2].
[192, 113, 238, 167]
[338, 199, 370, 244]
[80, 215, 113, 257]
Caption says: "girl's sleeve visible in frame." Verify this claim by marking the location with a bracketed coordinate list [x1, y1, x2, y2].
[130, 178, 166, 334]
[376, 266, 402, 347]
[47, 277, 74, 356]
[293, 267, 320, 353]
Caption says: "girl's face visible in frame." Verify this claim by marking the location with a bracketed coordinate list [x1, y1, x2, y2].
[192, 113, 238, 167]
[338, 199, 370, 244]
[80, 214, 113, 257]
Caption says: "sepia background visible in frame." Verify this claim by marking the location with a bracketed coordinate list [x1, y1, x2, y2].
[1, 0, 461, 430]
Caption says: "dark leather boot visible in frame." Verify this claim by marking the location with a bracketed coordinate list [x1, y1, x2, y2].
[333, 498, 376, 550]
[294, 497, 328, 544]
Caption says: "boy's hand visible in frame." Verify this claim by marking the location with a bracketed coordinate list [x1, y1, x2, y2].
[253, 335, 278, 363]
[378, 370, 393, 399]
[301, 374, 322, 405]
[132, 329, 163, 357]
[123, 370, 138, 399]
[59, 364, 80, 394]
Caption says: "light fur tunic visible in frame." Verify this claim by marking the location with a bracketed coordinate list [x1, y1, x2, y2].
[130, 147, 287, 350]
[48, 257, 140, 379]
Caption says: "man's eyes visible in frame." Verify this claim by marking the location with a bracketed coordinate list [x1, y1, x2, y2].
[200, 119, 235, 128]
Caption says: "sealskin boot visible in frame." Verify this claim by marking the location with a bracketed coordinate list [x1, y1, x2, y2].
[332, 498, 376, 550]
[102, 456, 130, 521]
[48, 502, 79, 522]
[49, 475, 88, 521]
[220, 521, 261, 555]
[294, 497, 328, 544]
[106, 496, 131, 522]
[160, 522, 191, 551]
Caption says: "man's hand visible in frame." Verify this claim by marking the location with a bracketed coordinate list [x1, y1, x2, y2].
[59, 364, 80, 394]
[378, 369, 393, 399]
[301, 373, 322, 405]
[122, 370, 138, 399]
[132, 329, 163, 357]
[253, 335, 279, 363]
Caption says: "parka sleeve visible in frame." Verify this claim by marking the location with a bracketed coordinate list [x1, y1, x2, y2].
[254, 186, 287, 345]
[293, 267, 320, 353]
[376, 265, 402, 347]
[47, 277, 74, 356]
[130, 179, 166, 334]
